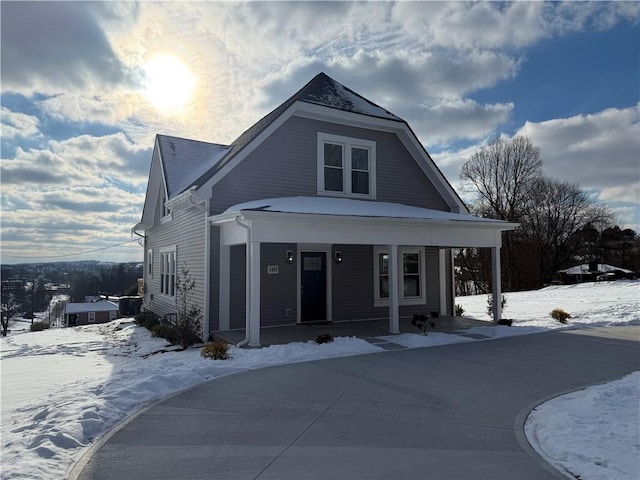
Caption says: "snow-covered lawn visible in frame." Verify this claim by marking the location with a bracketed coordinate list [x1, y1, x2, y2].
[1, 280, 638, 480]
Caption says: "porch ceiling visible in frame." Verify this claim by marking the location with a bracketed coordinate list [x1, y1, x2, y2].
[209, 196, 517, 248]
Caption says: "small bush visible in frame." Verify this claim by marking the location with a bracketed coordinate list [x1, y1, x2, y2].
[455, 304, 464, 317]
[316, 334, 334, 344]
[135, 311, 159, 328]
[487, 294, 507, 318]
[30, 321, 50, 332]
[151, 323, 180, 344]
[144, 316, 160, 331]
[201, 341, 231, 360]
[550, 308, 571, 324]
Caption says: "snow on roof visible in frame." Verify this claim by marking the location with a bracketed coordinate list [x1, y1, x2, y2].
[157, 135, 230, 198]
[558, 264, 634, 275]
[65, 300, 119, 315]
[224, 196, 509, 225]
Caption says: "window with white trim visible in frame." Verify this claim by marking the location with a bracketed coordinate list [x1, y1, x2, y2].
[317, 132, 376, 198]
[374, 246, 426, 306]
[147, 249, 153, 278]
[159, 248, 176, 297]
[161, 192, 172, 222]
[88, 311, 96, 323]
[109, 310, 117, 321]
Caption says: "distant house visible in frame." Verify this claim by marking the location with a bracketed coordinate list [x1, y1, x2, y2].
[133, 72, 517, 346]
[65, 300, 120, 326]
[558, 262, 637, 284]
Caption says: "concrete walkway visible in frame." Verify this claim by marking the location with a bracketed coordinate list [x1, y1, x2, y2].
[71, 326, 639, 480]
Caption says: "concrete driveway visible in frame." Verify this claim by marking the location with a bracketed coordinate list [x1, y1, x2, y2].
[71, 326, 639, 480]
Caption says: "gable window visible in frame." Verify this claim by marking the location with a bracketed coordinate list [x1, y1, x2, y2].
[160, 247, 176, 297]
[318, 133, 376, 198]
[373, 246, 426, 306]
[161, 193, 172, 222]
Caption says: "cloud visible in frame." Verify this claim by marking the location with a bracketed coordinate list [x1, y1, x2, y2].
[516, 104, 640, 193]
[1, 107, 41, 139]
[0, 2, 133, 96]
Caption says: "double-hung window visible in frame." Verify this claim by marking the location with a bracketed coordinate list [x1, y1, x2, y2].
[318, 133, 376, 198]
[159, 247, 176, 297]
[374, 247, 426, 306]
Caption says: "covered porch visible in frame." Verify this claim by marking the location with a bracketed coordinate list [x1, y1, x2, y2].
[209, 197, 517, 347]
[214, 315, 492, 347]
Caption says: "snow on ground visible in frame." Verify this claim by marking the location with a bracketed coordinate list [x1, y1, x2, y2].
[526, 372, 640, 480]
[1, 280, 638, 480]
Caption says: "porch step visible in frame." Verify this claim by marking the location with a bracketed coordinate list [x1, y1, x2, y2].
[365, 337, 407, 350]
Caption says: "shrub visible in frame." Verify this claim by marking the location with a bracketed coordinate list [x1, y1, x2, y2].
[151, 323, 180, 344]
[30, 321, 50, 332]
[201, 341, 231, 360]
[487, 294, 507, 318]
[144, 316, 160, 331]
[316, 334, 334, 344]
[175, 264, 202, 349]
[550, 308, 571, 324]
[455, 304, 464, 317]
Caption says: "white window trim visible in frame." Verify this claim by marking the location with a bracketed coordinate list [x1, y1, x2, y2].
[88, 311, 96, 323]
[317, 132, 376, 199]
[159, 246, 177, 298]
[109, 310, 117, 321]
[147, 248, 153, 279]
[161, 192, 172, 223]
[373, 246, 426, 307]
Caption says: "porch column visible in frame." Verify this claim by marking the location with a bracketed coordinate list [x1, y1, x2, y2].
[438, 249, 447, 315]
[218, 244, 230, 331]
[491, 246, 502, 323]
[247, 241, 261, 346]
[388, 244, 400, 334]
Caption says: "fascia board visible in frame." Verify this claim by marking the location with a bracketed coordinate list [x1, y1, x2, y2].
[237, 210, 517, 230]
[216, 211, 513, 248]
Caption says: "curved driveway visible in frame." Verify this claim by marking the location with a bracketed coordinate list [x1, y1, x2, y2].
[72, 327, 639, 480]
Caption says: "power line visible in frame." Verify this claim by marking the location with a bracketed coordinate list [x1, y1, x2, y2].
[1, 239, 140, 260]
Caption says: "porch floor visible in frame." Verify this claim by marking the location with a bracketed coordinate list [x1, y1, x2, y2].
[213, 315, 493, 347]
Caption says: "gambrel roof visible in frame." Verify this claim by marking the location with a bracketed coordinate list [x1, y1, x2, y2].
[191, 72, 404, 190]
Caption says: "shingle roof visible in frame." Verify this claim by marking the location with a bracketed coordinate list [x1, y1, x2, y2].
[191, 72, 404, 189]
[157, 134, 230, 198]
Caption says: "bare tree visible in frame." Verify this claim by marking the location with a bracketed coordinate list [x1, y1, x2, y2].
[460, 136, 543, 290]
[521, 177, 613, 283]
[460, 136, 542, 222]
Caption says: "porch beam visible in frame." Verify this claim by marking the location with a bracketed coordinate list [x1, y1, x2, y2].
[491, 246, 502, 323]
[388, 244, 400, 334]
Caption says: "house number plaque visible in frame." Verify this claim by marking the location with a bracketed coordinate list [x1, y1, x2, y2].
[267, 265, 279, 274]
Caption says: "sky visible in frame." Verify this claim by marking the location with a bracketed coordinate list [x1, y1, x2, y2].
[1, 1, 639, 264]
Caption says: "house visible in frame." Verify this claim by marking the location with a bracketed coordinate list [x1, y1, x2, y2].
[64, 299, 120, 326]
[133, 73, 517, 346]
[557, 262, 637, 284]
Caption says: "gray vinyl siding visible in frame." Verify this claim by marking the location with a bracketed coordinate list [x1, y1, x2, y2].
[144, 205, 206, 320]
[210, 116, 450, 214]
[207, 115, 454, 331]
[229, 244, 246, 330]
[331, 245, 442, 322]
[260, 243, 297, 327]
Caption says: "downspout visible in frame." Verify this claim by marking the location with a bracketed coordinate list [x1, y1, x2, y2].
[234, 215, 251, 348]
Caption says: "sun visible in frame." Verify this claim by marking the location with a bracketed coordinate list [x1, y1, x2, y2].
[143, 54, 196, 113]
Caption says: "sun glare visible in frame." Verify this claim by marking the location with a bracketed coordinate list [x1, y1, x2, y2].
[144, 54, 196, 113]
